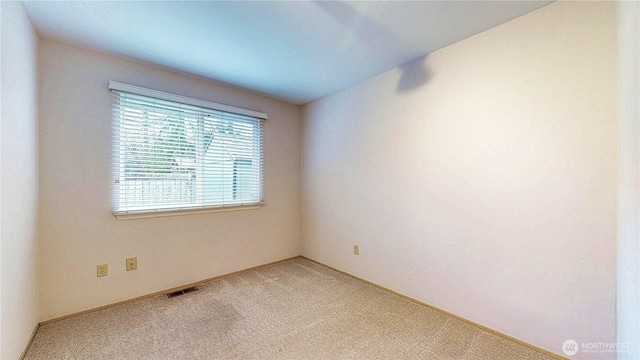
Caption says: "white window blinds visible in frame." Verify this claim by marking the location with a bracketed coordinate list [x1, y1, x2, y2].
[110, 82, 265, 217]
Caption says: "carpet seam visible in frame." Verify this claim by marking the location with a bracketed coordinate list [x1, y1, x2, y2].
[463, 329, 482, 360]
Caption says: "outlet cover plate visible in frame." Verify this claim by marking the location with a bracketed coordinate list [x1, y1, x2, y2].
[126, 257, 137, 271]
[97, 264, 108, 277]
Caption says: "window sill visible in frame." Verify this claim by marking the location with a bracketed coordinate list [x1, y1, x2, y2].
[113, 202, 264, 220]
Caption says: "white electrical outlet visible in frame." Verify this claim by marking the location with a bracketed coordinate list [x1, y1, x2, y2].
[354, 245, 360, 255]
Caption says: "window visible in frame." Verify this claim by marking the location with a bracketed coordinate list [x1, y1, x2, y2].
[110, 82, 265, 218]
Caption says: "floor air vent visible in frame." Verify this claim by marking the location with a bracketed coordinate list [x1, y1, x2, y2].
[166, 286, 199, 299]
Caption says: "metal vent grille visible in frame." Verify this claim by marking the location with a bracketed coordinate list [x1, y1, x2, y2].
[166, 286, 199, 299]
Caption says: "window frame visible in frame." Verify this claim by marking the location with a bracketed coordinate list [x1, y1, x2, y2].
[109, 81, 266, 220]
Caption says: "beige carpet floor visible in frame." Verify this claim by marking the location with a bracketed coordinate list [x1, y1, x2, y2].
[25, 257, 556, 359]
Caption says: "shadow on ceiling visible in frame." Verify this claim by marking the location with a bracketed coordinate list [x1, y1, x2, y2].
[312, 0, 431, 94]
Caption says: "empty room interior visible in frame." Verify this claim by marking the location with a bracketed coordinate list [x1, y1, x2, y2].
[2, 1, 639, 359]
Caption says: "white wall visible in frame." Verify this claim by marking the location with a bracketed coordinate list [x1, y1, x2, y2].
[301, 2, 617, 358]
[0, 1, 40, 358]
[617, 1, 640, 359]
[38, 40, 301, 321]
